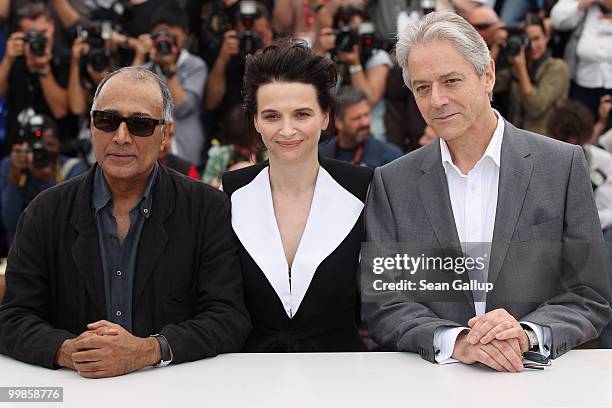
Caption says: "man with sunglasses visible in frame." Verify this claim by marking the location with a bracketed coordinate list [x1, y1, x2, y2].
[466, 5, 508, 61]
[0, 66, 251, 378]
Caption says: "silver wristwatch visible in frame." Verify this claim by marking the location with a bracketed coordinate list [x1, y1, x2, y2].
[524, 327, 539, 350]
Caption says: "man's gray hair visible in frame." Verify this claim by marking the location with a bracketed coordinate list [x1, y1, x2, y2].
[395, 11, 490, 90]
[91, 66, 174, 123]
[336, 86, 369, 118]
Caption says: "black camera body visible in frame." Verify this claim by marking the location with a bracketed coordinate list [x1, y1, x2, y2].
[237, 30, 261, 56]
[358, 22, 380, 62]
[237, 0, 261, 56]
[78, 23, 112, 73]
[152, 30, 177, 56]
[18, 115, 51, 169]
[504, 25, 530, 58]
[23, 30, 47, 57]
[334, 22, 381, 63]
[335, 26, 359, 53]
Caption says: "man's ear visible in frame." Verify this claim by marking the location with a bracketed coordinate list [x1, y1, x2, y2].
[160, 121, 174, 152]
[484, 58, 496, 95]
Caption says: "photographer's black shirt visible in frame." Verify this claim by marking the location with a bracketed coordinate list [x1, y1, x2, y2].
[4, 46, 77, 156]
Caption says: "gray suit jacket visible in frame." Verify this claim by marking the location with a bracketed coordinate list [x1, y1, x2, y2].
[363, 120, 612, 362]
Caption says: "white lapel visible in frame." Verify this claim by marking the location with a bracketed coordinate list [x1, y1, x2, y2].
[231, 167, 291, 315]
[231, 165, 364, 318]
[288, 167, 364, 316]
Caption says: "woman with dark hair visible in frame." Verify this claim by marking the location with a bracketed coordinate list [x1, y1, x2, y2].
[222, 40, 373, 352]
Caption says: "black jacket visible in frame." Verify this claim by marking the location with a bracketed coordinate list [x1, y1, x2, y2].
[0, 164, 251, 368]
[223, 157, 373, 352]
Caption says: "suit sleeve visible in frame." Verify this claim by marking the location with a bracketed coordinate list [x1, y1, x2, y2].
[0, 206, 76, 369]
[520, 145, 612, 358]
[160, 190, 251, 363]
[362, 167, 462, 363]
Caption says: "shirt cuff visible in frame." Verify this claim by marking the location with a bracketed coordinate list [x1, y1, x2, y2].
[433, 326, 469, 364]
[520, 321, 552, 357]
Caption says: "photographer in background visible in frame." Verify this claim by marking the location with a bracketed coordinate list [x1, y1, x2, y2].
[465, 4, 507, 61]
[204, 0, 272, 133]
[314, 5, 391, 140]
[319, 86, 402, 168]
[185, 0, 272, 68]
[0, 114, 87, 244]
[494, 13, 570, 134]
[86, 0, 172, 67]
[2, 0, 90, 50]
[67, 22, 115, 165]
[0, 1, 73, 155]
[141, 1, 208, 166]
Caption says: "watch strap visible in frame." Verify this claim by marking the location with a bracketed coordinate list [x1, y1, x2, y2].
[151, 334, 173, 367]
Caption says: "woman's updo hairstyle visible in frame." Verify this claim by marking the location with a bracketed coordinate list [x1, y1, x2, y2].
[242, 39, 338, 152]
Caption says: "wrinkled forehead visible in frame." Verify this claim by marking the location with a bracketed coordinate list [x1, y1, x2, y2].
[95, 74, 164, 117]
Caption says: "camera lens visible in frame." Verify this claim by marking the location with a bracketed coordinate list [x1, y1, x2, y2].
[156, 40, 173, 55]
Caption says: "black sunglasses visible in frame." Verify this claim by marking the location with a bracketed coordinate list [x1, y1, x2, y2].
[91, 110, 165, 137]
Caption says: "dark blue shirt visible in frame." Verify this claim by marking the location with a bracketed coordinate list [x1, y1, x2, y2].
[319, 136, 403, 168]
[92, 163, 158, 332]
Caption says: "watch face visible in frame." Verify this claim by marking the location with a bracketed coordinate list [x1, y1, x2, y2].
[526, 330, 538, 347]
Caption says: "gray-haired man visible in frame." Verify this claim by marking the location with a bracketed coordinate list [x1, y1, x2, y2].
[0, 66, 251, 378]
[363, 12, 611, 372]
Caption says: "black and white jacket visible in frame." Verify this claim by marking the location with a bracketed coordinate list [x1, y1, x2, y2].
[223, 157, 373, 352]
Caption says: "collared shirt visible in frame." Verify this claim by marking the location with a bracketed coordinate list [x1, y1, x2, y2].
[93, 163, 159, 332]
[433, 112, 551, 363]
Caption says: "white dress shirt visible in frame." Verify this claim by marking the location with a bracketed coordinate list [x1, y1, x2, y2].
[433, 112, 552, 364]
[551, 0, 612, 88]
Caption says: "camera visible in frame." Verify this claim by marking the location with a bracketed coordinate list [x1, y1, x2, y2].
[78, 23, 112, 73]
[358, 22, 380, 61]
[335, 25, 359, 53]
[237, 0, 262, 56]
[334, 22, 381, 62]
[152, 30, 177, 56]
[23, 30, 47, 57]
[17, 114, 50, 169]
[503, 25, 530, 58]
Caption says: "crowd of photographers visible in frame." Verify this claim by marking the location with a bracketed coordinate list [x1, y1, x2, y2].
[0, 0, 610, 255]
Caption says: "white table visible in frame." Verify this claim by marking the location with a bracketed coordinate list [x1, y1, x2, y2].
[0, 350, 611, 408]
